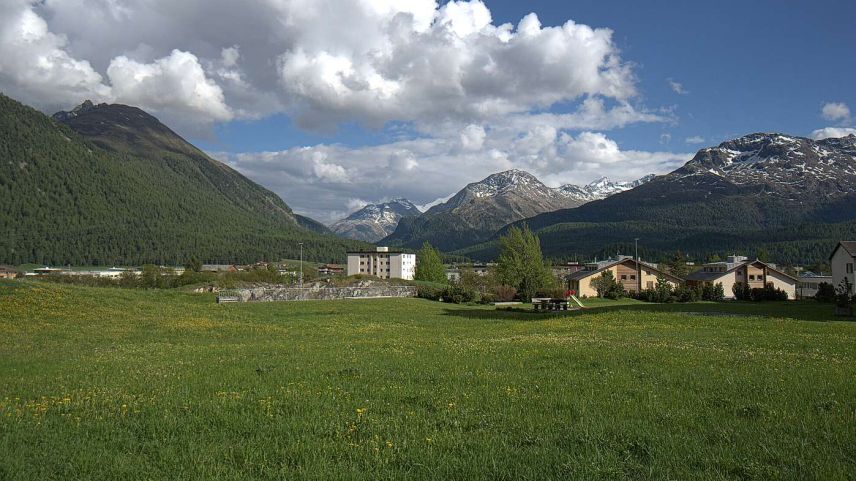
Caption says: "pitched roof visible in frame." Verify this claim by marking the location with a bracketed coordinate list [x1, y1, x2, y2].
[567, 258, 683, 282]
[686, 260, 799, 283]
[830, 241, 856, 260]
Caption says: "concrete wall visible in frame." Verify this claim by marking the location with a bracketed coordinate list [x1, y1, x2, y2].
[220, 285, 418, 303]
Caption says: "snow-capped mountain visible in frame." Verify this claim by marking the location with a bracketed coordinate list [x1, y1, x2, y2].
[672, 133, 856, 197]
[429, 169, 579, 214]
[330, 199, 421, 242]
[556, 174, 656, 202]
[382, 169, 583, 251]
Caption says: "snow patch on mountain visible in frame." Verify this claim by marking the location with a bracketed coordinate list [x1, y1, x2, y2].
[556, 174, 656, 202]
[330, 198, 421, 242]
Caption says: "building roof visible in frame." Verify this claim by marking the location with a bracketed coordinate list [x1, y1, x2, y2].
[685, 259, 799, 283]
[346, 250, 408, 255]
[830, 241, 856, 260]
[568, 258, 682, 283]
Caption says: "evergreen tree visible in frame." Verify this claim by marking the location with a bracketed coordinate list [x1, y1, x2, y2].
[666, 251, 690, 278]
[414, 242, 447, 284]
[496, 225, 554, 302]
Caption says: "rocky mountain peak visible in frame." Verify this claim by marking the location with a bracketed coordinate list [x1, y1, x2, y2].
[556, 174, 656, 202]
[330, 198, 422, 242]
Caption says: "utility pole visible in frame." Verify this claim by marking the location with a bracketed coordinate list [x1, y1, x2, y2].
[635, 238, 641, 293]
[299, 242, 304, 288]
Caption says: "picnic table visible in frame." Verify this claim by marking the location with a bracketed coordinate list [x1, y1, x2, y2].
[532, 297, 570, 311]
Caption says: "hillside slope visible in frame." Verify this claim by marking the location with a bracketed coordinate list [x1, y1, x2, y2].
[460, 133, 856, 264]
[0, 95, 366, 265]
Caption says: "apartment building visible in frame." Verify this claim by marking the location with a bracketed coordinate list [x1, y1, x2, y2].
[346, 247, 416, 280]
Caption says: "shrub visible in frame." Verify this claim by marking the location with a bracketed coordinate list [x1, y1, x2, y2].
[701, 282, 725, 302]
[835, 278, 853, 308]
[416, 285, 443, 301]
[591, 271, 624, 299]
[534, 287, 567, 299]
[441, 285, 478, 304]
[493, 285, 518, 302]
[674, 284, 701, 303]
[732, 282, 752, 301]
[814, 282, 836, 303]
[748, 283, 789, 301]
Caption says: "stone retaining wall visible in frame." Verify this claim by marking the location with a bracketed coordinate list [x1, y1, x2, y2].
[218, 285, 417, 303]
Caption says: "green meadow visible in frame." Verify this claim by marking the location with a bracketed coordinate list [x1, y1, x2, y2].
[1, 280, 854, 480]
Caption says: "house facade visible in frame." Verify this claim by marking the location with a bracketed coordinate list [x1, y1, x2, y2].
[346, 247, 416, 280]
[568, 257, 682, 297]
[830, 241, 856, 294]
[797, 272, 833, 299]
[685, 255, 798, 299]
[0, 266, 17, 279]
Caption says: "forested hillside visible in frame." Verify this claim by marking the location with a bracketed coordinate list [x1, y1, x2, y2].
[0, 95, 368, 265]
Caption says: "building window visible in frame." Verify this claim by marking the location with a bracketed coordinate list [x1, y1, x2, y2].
[630, 275, 636, 280]
[848, 263, 854, 274]
[621, 275, 627, 280]
[749, 275, 755, 281]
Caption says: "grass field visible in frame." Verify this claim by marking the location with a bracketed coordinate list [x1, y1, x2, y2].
[1, 280, 854, 480]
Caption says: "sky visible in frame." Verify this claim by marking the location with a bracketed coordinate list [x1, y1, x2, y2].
[1, 0, 854, 223]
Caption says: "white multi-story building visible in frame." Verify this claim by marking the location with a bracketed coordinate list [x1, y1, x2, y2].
[347, 247, 415, 280]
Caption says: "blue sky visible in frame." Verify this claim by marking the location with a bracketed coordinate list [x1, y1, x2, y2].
[3, 0, 854, 221]
[198, 0, 856, 154]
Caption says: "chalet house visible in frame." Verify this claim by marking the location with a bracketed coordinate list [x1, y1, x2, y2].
[685, 255, 798, 299]
[318, 264, 345, 276]
[568, 256, 682, 297]
[0, 266, 17, 279]
[830, 241, 856, 294]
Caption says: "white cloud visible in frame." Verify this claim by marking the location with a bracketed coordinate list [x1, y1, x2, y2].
[659, 132, 672, 145]
[685, 135, 705, 144]
[809, 127, 856, 140]
[667, 78, 687, 95]
[216, 127, 692, 223]
[107, 49, 233, 125]
[1, 0, 643, 133]
[821, 102, 850, 123]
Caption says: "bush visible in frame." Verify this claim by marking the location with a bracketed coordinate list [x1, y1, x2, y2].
[416, 285, 443, 301]
[748, 283, 789, 301]
[441, 285, 478, 304]
[674, 284, 701, 303]
[815, 282, 836, 303]
[493, 285, 518, 302]
[732, 282, 752, 301]
[534, 287, 567, 299]
[591, 271, 624, 299]
[701, 283, 725, 302]
[479, 293, 498, 305]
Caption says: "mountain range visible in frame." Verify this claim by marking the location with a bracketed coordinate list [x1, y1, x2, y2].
[0, 95, 367, 265]
[330, 199, 421, 242]
[457, 133, 856, 265]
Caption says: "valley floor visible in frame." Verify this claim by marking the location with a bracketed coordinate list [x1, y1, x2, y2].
[0, 280, 854, 480]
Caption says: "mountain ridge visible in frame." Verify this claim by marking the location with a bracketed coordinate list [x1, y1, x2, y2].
[330, 198, 421, 242]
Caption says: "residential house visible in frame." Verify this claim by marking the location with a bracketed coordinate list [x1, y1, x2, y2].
[830, 241, 856, 294]
[685, 255, 798, 299]
[346, 247, 416, 280]
[797, 272, 833, 299]
[0, 266, 17, 279]
[567, 256, 682, 297]
[318, 264, 345, 276]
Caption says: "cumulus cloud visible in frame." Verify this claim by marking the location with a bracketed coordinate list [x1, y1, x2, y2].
[2, 0, 641, 133]
[0, 0, 692, 224]
[809, 127, 856, 140]
[821, 102, 851, 123]
[215, 127, 692, 223]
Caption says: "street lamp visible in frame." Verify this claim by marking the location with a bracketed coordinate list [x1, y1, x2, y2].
[635, 238, 640, 293]
[299, 242, 304, 288]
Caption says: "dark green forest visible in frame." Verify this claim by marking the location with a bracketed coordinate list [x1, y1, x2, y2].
[0, 94, 369, 265]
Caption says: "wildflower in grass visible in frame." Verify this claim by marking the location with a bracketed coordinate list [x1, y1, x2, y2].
[425, 437, 433, 444]
[356, 407, 367, 416]
[386, 441, 393, 448]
